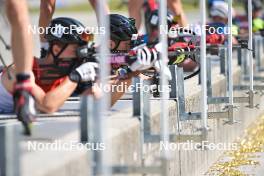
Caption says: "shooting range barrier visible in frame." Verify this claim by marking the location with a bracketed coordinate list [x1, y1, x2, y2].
[1, 0, 264, 175]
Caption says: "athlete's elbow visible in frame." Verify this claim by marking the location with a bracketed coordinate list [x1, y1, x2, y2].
[40, 103, 59, 114]
[44, 107, 58, 114]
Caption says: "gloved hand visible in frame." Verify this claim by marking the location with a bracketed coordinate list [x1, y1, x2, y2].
[153, 42, 172, 80]
[69, 62, 98, 83]
[13, 81, 36, 136]
[153, 60, 172, 81]
[130, 46, 158, 71]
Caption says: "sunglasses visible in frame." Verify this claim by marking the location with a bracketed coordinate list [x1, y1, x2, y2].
[80, 31, 94, 42]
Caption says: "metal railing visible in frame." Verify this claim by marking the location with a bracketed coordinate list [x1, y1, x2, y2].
[1, 0, 264, 175]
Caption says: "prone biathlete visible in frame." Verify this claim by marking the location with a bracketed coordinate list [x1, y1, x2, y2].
[0, 17, 156, 115]
[108, 14, 199, 84]
[39, 0, 110, 58]
[206, 1, 239, 45]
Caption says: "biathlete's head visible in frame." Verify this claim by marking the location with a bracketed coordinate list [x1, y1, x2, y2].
[109, 14, 138, 52]
[109, 13, 178, 50]
[210, 1, 230, 24]
[245, 0, 263, 18]
[45, 17, 93, 66]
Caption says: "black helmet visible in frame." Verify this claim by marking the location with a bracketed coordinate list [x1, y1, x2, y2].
[109, 14, 138, 42]
[253, 0, 263, 11]
[45, 17, 94, 70]
[244, 0, 263, 13]
[45, 17, 91, 45]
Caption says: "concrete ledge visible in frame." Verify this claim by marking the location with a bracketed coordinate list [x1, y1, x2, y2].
[20, 60, 264, 176]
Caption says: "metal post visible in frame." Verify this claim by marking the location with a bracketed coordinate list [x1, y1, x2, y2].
[198, 71, 201, 85]
[80, 96, 94, 142]
[227, 0, 234, 106]
[248, 0, 254, 92]
[86, 96, 96, 176]
[169, 65, 177, 99]
[207, 55, 212, 97]
[220, 48, 227, 75]
[142, 80, 151, 137]
[259, 36, 264, 67]
[95, 0, 111, 175]
[255, 36, 261, 72]
[237, 47, 242, 66]
[253, 36, 256, 59]
[0, 125, 20, 176]
[177, 67, 188, 121]
[262, 37, 264, 61]
[132, 77, 142, 116]
[261, 36, 264, 66]
[231, 0, 256, 109]
[141, 80, 151, 163]
[242, 48, 249, 76]
[200, 0, 208, 129]
[159, 0, 169, 166]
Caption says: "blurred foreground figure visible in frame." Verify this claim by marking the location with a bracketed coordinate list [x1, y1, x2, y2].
[128, 0, 188, 30]
[4, 0, 36, 135]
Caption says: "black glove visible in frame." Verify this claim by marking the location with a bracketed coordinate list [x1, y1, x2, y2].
[13, 82, 36, 135]
[69, 62, 99, 83]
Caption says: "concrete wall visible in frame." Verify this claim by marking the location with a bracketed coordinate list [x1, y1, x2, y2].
[131, 64, 264, 176]
[21, 61, 264, 176]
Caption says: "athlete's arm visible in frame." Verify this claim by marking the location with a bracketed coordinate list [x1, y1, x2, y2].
[31, 77, 78, 113]
[39, 0, 56, 44]
[6, 0, 33, 74]
[128, 0, 144, 29]
[2, 67, 77, 113]
[34, 61, 99, 113]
